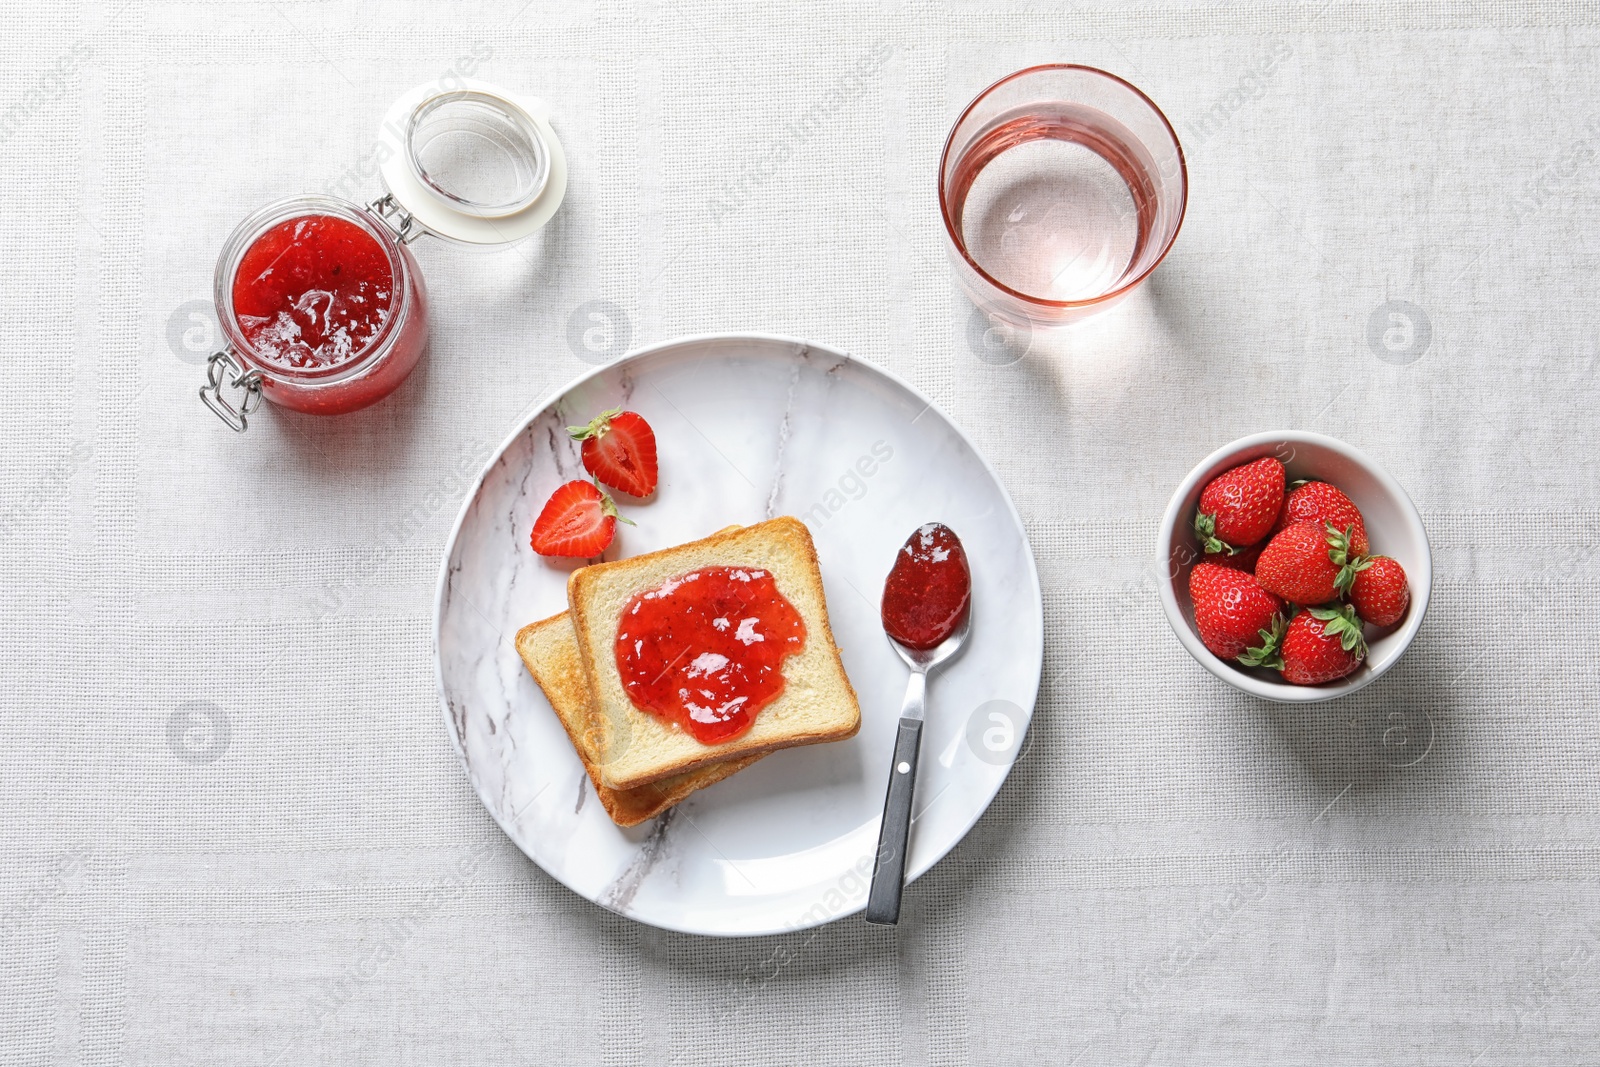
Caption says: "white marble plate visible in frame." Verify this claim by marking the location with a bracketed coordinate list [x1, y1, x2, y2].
[434, 334, 1042, 937]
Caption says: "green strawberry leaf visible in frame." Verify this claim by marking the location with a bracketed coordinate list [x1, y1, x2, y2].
[596, 482, 637, 526]
[1194, 511, 1236, 556]
[1237, 615, 1287, 669]
[568, 406, 623, 441]
[1325, 524, 1372, 596]
[1308, 603, 1367, 655]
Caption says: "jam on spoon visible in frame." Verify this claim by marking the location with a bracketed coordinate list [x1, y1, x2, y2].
[866, 522, 973, 926]
[880, 522, 972, 650]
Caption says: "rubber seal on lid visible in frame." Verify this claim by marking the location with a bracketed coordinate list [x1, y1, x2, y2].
[377, 79, 567, 245]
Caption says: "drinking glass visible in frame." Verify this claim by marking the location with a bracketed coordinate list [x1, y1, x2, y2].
[940, 65, 1187, 327]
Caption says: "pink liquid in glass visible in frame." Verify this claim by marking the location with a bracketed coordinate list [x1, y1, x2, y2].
[939, 66, 1187, 325]
[947, 106, 1160, 303]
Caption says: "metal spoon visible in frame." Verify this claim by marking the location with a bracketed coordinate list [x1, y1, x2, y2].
[864, 608, 971, 925]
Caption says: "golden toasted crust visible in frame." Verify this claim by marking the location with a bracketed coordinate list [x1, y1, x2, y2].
[514, 613, 762, 827]
[567, 516, 861, 790]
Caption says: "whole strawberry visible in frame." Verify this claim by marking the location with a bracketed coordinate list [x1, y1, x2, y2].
[1273, 481, 1369, 556]
[1350, 556, 1409, 627]
[1189, 562, 1284, 660]
[1275, 604, 1366, 685]
[1194, 457, 1285, 555]
[1255, 522, 1364, 605]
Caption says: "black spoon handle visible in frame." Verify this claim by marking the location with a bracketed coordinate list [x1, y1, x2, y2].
[865, 714, 924, 925]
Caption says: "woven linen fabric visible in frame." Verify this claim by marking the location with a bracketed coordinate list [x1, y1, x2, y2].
[2, 0, 1598, 1063]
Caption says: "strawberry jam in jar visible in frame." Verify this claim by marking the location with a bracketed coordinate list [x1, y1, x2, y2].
[201, 81, 568, 432]
[213, 197, 429, 419]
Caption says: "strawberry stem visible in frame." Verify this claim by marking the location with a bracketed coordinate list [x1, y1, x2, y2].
[1325, 523, 1372, 596]
[1193, 511, 1236, 556]
[1308, 603, 1367, 656]
[568, 406, 623, 441]
[1237, 615, 1286, 669]
[595, 481, 637, 526]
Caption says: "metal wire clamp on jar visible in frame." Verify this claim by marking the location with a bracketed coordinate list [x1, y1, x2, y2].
[200, 81, 567, 432]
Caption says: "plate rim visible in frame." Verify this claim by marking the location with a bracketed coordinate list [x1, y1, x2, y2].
[431, 331, 1044, 937]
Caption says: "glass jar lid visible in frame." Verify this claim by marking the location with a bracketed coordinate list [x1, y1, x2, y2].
[378, 79, 567, 245]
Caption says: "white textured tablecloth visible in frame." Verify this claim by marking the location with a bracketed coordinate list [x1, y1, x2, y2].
[5, 1, 1600, 1063]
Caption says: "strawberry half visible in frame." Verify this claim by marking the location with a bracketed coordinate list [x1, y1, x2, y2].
[1273, 480, 1369, 556]
[1194, 457, 1285, 555]
[569, 408, 658, 497]
[1274, 604, 1366, 685]
[1189, 562, 1284, 661]
[1255, 521, 1366, 605]
[530, 480, 633, 558]
[1349, 556, 1409, 627]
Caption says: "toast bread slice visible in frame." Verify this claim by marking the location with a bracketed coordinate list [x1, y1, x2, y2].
[515, 613, 763, 827]
[568, 516, 861, 790]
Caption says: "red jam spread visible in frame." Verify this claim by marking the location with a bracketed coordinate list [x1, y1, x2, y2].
[881, 523, 971, 650]
[231, 214, 394, 371]
[616, 567, 806, 745]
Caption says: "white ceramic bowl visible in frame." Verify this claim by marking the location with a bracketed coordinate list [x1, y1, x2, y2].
[1157, 431, 1432, 703]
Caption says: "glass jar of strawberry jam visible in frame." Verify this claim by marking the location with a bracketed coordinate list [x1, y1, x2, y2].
[200, 81, 567, 431]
